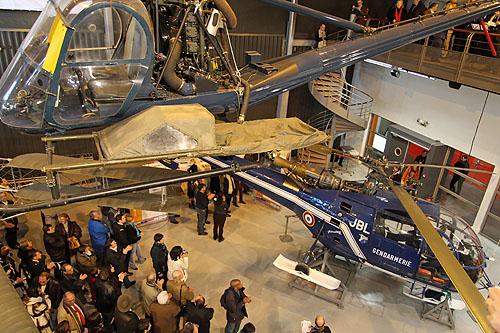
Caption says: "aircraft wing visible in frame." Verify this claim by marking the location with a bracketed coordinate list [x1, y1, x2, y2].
[15, 183, 185, 214]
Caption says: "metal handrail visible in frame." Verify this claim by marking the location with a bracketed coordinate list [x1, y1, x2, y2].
[310, 73, 373, 124]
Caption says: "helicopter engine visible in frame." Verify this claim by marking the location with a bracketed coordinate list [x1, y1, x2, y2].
[146, 0, 238, 95]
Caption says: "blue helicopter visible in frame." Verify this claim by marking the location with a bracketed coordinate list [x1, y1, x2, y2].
[202, 152, 494, 330]
[0, 0, 499, 133]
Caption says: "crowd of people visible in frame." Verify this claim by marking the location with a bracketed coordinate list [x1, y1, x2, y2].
[0, 204, 263, 333]
[315, 0, 500, 57]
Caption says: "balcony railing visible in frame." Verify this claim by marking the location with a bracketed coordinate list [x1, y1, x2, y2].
[372, 27, 500, 94]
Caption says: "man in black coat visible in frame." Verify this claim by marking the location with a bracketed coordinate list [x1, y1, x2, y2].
[114, 294, 140, 333]
[224, 279, 251, 333]
[104, 239, 132, 275]
[94, 266, 122, 330]
[61, 263, 88, 304]
[43, 224, 67, 263]
[351, 0, 369, 25]
[150, 233, 168, 279]
[38, 271, 63, 328]
[408, 0, 426, 18]
[112, 214, 130, 250]
[195, 183, 214, 235]
[26, 250, 55, 285]
[450, 155, 470, 195]
[38, 271, 63, 309]
[0, 192, 19, 248]
[186, 295, 214, 333]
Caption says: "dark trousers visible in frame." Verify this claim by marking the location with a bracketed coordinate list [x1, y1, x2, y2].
[450, 175, 462, 194]
[225, 193, 233, 210]
[95, 251, 105, 265]
[213, 213, 226, 241]
[5, 227, 18, 248]
[196, 208, 207, 234]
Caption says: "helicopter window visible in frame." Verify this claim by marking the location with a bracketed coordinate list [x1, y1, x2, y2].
[330, 218, 340, 227]
[53, 64, 140, 124]
[375, 213, 421, 249]
[385, 208, 411, 220]
[66, 7, 147, 63]
[340, 202, 352, 213]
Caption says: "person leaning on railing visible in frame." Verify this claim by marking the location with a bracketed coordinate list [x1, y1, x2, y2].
[386, 0, 407, 24]
[352, 0, 369, 25]
[442, 1, 459, 57]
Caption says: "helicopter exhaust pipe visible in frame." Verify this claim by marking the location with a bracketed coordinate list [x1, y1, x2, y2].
[213, 0, 237, 29]
[162, 38, 196, 96]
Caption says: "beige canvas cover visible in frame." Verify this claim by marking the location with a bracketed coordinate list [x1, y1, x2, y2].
[215, 117, 328, 154]
[98, 104, 328, 160]
[98, 104, 217, 160]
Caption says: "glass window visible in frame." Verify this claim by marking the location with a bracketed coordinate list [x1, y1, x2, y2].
[53, 64, 141, 125]
[66, 7, 147, 63]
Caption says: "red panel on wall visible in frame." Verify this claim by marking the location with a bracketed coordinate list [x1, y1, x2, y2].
[448, 150, 493, 192]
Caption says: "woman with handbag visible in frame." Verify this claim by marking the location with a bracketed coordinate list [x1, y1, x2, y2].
[56, 213, 83, 262]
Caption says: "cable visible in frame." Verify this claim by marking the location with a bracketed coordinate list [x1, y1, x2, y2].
[224, 23, 240, 78]
[468, 91, 488, 157]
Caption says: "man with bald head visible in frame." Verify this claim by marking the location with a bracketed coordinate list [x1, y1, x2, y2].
[309, 315, 331, 333]
[57, 291, 88, 333]
[166, 270, 194, 308]
[223, 279, 251, 333]
[141, 272, 163, 317]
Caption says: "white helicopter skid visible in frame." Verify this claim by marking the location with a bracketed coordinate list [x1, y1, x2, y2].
[402, 283, 466, 311]
[273, 254, 341, 290]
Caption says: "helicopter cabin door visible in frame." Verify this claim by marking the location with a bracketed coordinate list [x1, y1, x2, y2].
[327, 197, 375, 261]
[48, 1, 153, 128]
[369, 211, 420, 276]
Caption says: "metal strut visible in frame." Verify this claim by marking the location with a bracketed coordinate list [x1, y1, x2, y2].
[0, 160, 266, 216]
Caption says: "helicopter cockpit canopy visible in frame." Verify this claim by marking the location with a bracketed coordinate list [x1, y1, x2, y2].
[0, 0, 154, 132]
[427, 208, 485, 283]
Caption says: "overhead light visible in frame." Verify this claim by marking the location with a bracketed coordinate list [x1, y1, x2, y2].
[417, 118, 429, 127]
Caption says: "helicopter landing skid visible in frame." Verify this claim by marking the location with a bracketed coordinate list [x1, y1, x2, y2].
[288, 246, 358, 308]
[403, 284, 464, 330]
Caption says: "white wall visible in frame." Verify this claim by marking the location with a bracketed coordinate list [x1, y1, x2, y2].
[0, 1, 45, 11]
[356, 62, 500, 165]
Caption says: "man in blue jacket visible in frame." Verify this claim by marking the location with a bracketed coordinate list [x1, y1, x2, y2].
[87, 210, 109, 263]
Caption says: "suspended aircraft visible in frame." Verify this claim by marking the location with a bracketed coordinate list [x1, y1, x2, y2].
[0, 0, 499, 134]
[202, 150, 496, 332]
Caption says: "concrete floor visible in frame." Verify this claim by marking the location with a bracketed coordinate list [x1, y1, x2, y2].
[17, 184, 500, 333]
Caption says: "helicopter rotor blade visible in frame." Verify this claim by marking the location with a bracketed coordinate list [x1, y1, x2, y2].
[255, 0, 367, 33]
[386, 177, 493, 333]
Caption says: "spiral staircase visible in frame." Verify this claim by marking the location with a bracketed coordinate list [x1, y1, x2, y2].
[299, 72, 373, 168]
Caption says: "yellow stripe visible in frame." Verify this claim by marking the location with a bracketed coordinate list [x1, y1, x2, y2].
[42, 17, 67, 73]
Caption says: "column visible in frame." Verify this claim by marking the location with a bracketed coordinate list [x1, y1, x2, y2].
[472, 164, 500, 233]
[276, 0, 296, 118]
